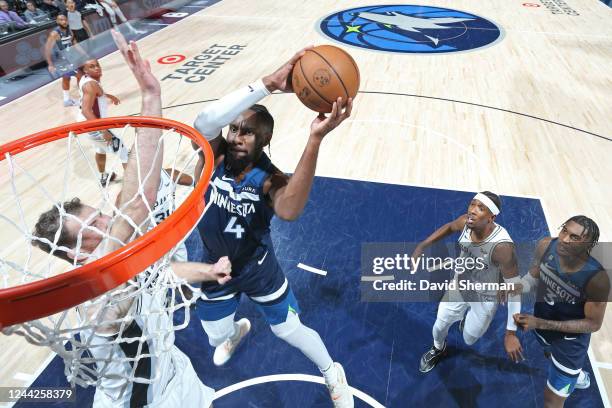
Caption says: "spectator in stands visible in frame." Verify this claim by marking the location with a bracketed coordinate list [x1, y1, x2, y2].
[6, 0, 25, 14]
[82, 0, 103, 18]
[24, 0, 49, 23]
[66, 0, 90, 42]
[39, 0, 62, 17]
[72, 0, 89, 10]
[54, 0, 66, 13]
[0, 0, 28, 29]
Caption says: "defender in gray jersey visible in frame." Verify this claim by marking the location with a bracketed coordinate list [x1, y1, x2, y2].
[32, 31, 227, 407]
[412, 191, 524, 372]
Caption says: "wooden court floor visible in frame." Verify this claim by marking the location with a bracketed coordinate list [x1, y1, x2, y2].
[0, 0, 611, 405]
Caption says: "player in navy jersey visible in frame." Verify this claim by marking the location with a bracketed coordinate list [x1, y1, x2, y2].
[44, 13, 83, 107]
[513, 215, 609, 407]
[188, 48, 355, 408]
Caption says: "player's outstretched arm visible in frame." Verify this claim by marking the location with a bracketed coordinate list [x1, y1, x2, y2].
[411, 215, 467, 260]
[107, 29, 163, 248]
[192, 47, 312, 153]
[268, 97, 352, 221]
[261, 46, 312, 93]
[171, 257, 232, 285]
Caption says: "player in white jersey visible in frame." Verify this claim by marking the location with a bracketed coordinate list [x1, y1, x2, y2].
[149, 168, 192, 262]
[79, 58, 129, 185]
[32, 30, 226, 407]
[412, 191, 524, 372]
[78, 241, 216, 408]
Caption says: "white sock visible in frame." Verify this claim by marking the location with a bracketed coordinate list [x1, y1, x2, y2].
[201, 313, 238, 347]
[321, 362, 338, 387]
[578, 370, 586, 383]
[63, 90, 70, 101]
[432, 318, 452, 350]
[227, 322, 240, 342]
[270, 314, 334, 375]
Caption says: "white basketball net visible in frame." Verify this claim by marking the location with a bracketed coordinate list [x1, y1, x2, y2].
[0, 124, 204, 395]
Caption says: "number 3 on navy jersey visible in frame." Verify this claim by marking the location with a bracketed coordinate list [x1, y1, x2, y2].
[224, 216, 245, 239]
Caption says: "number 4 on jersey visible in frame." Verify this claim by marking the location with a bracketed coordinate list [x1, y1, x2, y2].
[224, 216, 245, 239]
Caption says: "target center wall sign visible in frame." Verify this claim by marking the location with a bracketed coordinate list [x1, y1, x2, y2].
[160, 44, 247, 83]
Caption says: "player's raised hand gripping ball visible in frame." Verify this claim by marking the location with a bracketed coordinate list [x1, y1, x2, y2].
[291, 45, 360, 113]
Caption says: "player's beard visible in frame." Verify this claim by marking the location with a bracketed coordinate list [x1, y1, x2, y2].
[226, 148, 261, 176]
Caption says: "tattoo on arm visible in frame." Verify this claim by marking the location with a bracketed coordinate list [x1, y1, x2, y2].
[536, 317, 600, 334]
[536, 300, 606, 334]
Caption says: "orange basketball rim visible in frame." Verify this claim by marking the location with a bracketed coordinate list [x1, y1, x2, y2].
[0, 117, 214, 330]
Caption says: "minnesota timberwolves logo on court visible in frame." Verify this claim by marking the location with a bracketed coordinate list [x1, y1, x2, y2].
[318, 5, 503, 54]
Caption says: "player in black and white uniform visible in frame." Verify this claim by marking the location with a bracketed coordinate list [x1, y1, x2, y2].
[32, 31, 226, 408]
[514, 216, 609, 407]
[413, 191, 525, 372]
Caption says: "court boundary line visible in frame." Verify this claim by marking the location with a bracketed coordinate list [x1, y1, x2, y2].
[212, 373, 385, 408]
[309, 172, 543, 202]
[156, 91, 610, 142]
[589, 348, 612, 408]
[593, 361, 612, 371]
[297, 263, 327, 276]
[357, 91, 611, 142]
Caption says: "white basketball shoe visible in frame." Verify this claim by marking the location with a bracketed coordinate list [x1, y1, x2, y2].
[325, 362, 354, 408]
[213, 318, 251, 366]
[575, 370, 591, 390]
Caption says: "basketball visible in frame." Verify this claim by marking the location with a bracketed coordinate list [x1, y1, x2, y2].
[291, 45, 360, 113]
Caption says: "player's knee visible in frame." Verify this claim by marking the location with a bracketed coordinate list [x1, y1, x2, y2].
[270, 311, 301, 340]
[432, 317, 453, 335]
[433, 317, 451, 329]
[463, 331, 480, 346]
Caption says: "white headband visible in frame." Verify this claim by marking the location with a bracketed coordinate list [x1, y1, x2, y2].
[474, 193, 500, 216]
